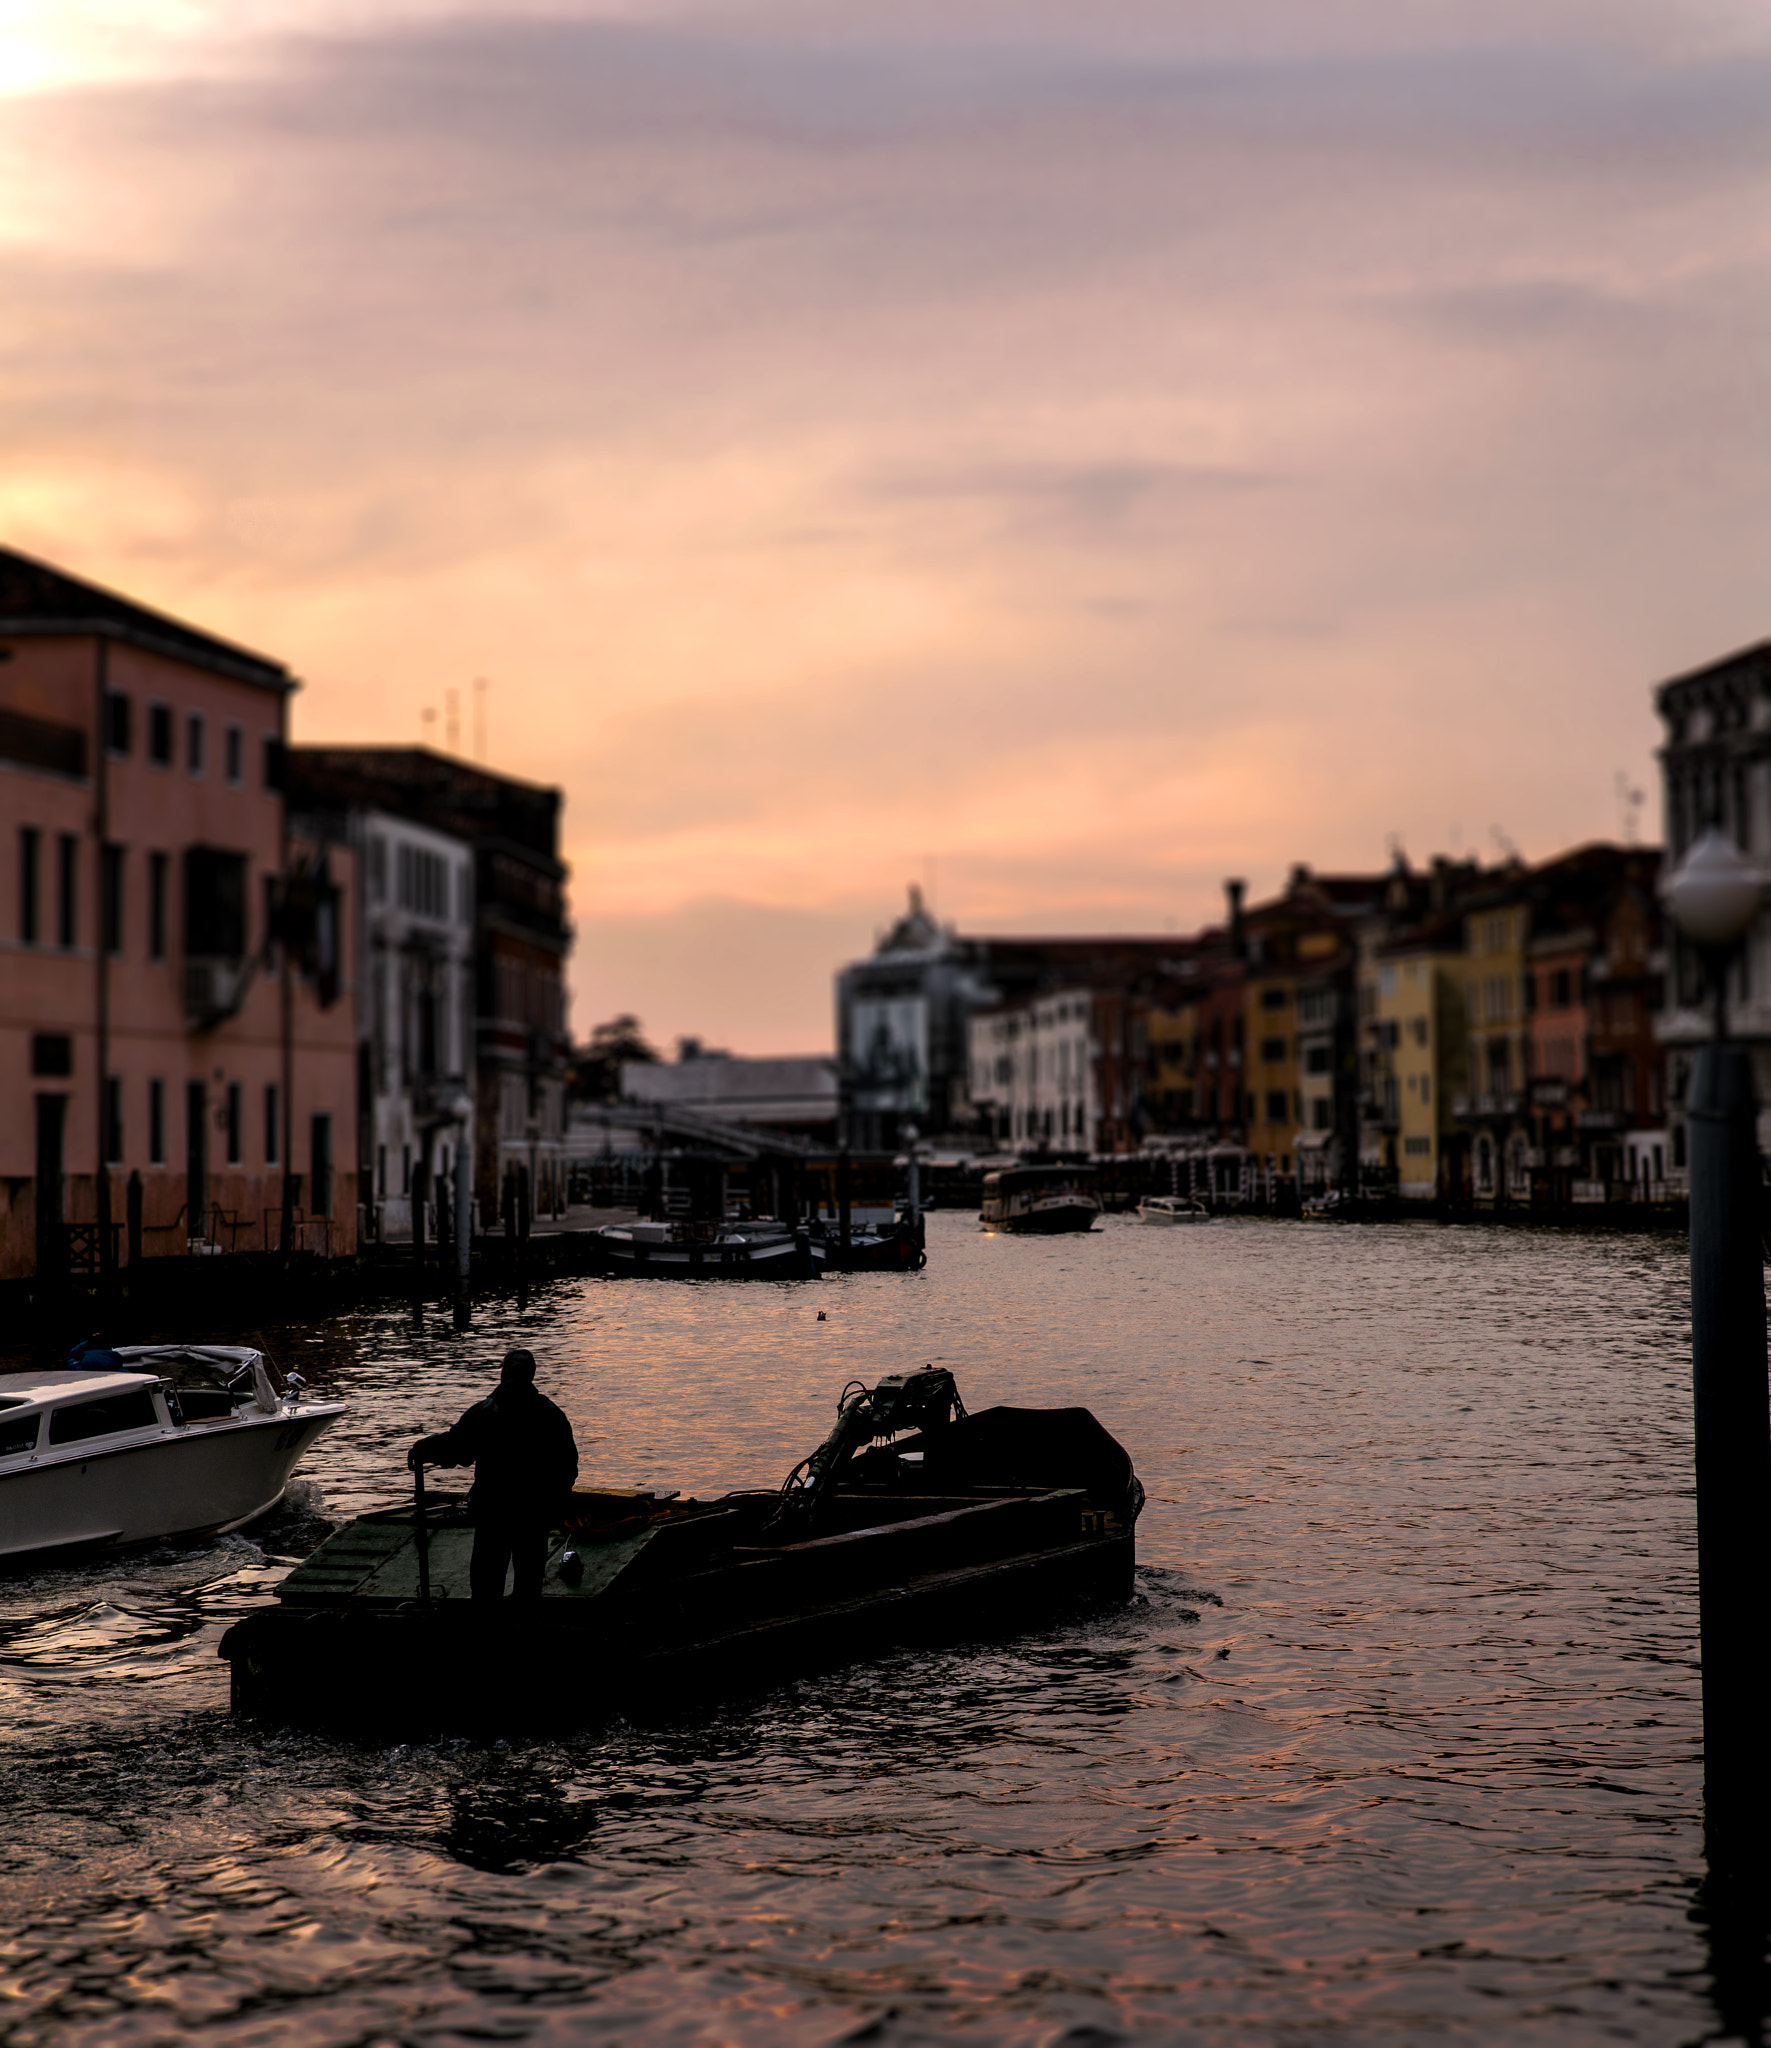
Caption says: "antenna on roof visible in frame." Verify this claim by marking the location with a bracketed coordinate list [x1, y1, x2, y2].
[1614, 769, 1645, 845]
[420, 706, 438, 746]
[473, 677, 488, 763]
[445, 686, 460, 752]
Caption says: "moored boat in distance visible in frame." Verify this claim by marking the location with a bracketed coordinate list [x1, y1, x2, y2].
[980, 1165, 1102, 1234]
[220, 1366, 1143, 1731]
[595, 1218, 823, 1278]
[1135, 1195, 1212, 1224]
[0, 1345, 344, 1565]
[596, 1215, 927, 1278]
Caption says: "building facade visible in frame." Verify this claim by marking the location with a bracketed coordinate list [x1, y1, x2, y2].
[1655, 640, 1771, 1161]
[968, 990, 1097, 1151]
[286, 795, 478, 1241]
[0, 547, 358, 1279]
[287, 747, 572, 1220]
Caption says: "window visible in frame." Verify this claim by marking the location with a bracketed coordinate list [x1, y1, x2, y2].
[31, 1033, 72, 1077]
[368, 837, 387, 902]
[1409, 1017, 1429, 1047]
[104, 1075, 123, 1163]
[397, 843, 450, 920]
[1404, 1135, 1432, 1157]
[264, 1082, 280, 1165]
[1260, 1036, 1286, 1063]
[148, 853, 168, 961]
[1420, 1075, 1431, 1104]
[1265, 1089, 1288, 1122]
[102, 844, 123, 955]
[1261, 986, 1287, 1010]
[1312, 1098, 1332, 1130]
[310, 1114, 332, 1218]
[224, 723, 243, 784]
[105, 690, 131, 756]
[149, 1079, 165, 1165]
[49, 1389, 158, 1445]
[225, 1081, 242, 1165]
[377, 1143, 386, 1197]
[148, 703, 173, 766]
[1551, 968, 1571, 1009]
[1485, 975, 1510, 1022]
[56, 833, 77, 948]
[1305, 1045, 1331, 1074]
[262, 734, 285, 791]
[18, 825, 38, 944]
[186, 711, 205, 775]
[0, 1410, 38, 1458]
[183, 846, 247, 958]
[1379, 964, 1397, 995]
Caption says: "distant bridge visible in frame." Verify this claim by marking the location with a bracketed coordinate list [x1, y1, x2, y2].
[566, 1100, 818, 1162]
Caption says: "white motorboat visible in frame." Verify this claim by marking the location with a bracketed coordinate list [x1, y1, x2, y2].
[1134, 1196, 1212, 1224]
[0, 1345, 344, 1564]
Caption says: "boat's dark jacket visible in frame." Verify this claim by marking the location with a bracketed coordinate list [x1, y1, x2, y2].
[415, 1387, 579, 1526]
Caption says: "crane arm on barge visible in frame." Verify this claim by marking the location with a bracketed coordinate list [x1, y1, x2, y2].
[764, 1367, 965, 1539]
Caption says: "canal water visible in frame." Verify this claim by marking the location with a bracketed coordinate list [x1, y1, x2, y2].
[0, 1215, 1722, 2043]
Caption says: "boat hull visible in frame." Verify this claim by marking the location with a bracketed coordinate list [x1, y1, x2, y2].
[224, 1527, 1134, 1731]
[986, 1202, 1101, 1234]
[0, 1408, 343, 1563]
[598, 1232, 824, 1279]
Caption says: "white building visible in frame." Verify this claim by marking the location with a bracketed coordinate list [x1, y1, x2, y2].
[358, 809, 476, 1237]
[968, 990, 1096, 1151]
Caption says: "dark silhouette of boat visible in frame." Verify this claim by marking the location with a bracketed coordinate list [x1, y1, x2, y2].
[219, 1368, 1142, 1731]
[592, 1217, 926, 1278]
[594, 1217, 824, 1278]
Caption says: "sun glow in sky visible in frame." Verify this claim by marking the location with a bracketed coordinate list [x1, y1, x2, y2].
[7, 0, 1771, 1048]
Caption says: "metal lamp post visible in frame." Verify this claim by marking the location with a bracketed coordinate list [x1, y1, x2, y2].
[1664, 828, 1771, 1883]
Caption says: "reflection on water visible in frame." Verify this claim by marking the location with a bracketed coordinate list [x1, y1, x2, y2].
[0, 1216, 1726, 2042]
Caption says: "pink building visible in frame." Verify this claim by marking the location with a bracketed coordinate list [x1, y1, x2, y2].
[0, 548, 358, 1282]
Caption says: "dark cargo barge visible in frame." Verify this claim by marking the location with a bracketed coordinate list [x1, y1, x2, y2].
[220, 1369, 1143, 1731]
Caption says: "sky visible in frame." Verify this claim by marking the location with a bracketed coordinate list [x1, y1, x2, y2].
[4, 0, 1770, 1052]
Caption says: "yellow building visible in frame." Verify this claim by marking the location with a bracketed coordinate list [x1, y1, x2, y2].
[1372, 940, 1468, 1199]
[1243, 966, 1301, 1172]
[1145, 989, 1203, 1132]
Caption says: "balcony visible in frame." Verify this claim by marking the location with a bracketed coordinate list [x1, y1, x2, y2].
[1451, 1092, 1523, 1121]
[184, 956, 247, 1030]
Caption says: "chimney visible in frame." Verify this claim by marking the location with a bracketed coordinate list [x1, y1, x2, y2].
[1225, 877, 1246, 954]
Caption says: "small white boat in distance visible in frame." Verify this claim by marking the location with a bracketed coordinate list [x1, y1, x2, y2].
[0, 1345, 344, 1565]
[1135, 1196, 1211, 1224]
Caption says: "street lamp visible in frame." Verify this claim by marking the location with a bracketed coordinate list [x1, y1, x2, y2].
[1662, 826, 1769, 1885]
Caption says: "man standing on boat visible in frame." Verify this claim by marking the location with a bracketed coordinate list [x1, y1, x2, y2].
[407, 1348, 580, 1603]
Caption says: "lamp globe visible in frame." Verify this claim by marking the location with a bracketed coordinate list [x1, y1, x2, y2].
[1664, 829, 1760, 949]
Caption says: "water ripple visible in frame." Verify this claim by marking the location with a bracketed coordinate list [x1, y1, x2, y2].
[0, 1216, 1720, 2042]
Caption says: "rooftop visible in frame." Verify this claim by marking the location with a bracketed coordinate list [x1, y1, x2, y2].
[0, 546, 292, 692]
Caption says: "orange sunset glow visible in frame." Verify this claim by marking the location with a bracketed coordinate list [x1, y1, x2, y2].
[5, 0, 1769, 1048]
